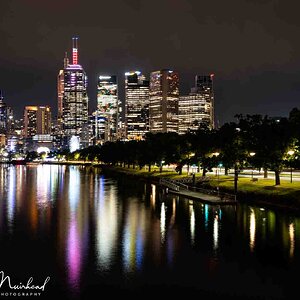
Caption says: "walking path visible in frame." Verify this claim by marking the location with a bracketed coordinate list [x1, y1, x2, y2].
[160, 178, 237, 205]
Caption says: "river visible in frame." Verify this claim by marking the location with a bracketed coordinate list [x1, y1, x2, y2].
[0, 164, 299, 299]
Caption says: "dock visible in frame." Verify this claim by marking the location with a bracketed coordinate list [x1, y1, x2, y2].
[159, 178, 237, 205]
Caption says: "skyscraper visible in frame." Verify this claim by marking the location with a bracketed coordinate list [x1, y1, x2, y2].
[0, 91, 7, 134]
[178, 74, 215, 133]
[149, 69, 179, 133]
[125, 71, 150, 140]
[24, 106, 51, 138]
[61, 38, 89, 143]
[57, 53, 69, 131]
[96, 75, 120, 143]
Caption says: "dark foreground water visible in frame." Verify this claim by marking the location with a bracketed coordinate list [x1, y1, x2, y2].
[0, 165, 299, 299]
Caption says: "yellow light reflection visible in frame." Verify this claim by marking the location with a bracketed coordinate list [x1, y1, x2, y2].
[170, 198, 176, 226]
[289, 222, 295, 259]
[249, 208, 256, 251]
[151, 184, 156, 209]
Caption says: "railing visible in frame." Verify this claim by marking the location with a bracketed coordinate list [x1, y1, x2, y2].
[175, 176, 210, 184]
[159, 178, 237, 202]
[159, 178, 180, 191]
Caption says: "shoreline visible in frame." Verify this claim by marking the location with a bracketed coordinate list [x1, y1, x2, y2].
[2, 161, 300, 212]
[99, 165, 300, 213]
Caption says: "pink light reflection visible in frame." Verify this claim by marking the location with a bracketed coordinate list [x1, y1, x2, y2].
[67, 216, 81, 290]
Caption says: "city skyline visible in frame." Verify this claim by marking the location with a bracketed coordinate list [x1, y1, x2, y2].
[1, 0, 299, 125]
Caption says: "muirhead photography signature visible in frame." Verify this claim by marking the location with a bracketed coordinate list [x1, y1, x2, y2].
[0, 271, 50, 292]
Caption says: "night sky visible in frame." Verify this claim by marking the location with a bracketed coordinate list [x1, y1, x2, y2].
[0, 0, 300, 125]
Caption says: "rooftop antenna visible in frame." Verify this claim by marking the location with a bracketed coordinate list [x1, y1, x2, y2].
[64, 52, 69, 68]
[72, 37, 79, 65]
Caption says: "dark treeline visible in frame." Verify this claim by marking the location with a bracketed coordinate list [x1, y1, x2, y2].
[66, 108, 300, 186]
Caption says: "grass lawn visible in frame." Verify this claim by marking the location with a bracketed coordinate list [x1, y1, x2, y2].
[208, 175, 300, 198]
[107, 166, 300, 204]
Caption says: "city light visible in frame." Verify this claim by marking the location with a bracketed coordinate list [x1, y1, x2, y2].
[70, 136, 80, 152]
[37, 146, 50, 154]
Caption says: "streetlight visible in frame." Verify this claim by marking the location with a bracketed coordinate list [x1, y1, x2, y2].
[287, 150, 295, 183]
[212, 152, 220, 176]
[249, 152, 256, 181]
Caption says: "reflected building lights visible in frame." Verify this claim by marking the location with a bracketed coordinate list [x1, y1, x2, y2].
[204, 204, 209, 229]
[160, 202, 166, 243]
[69, 167, 80, 214]
[67, 217, 81, 290]
[151, 184, 156, 209]
[37, 165, 51, 205]
[7, 167, 16, 229]
[249, 208, 256, 251]
[96, 177, 118, 271]
[213, 215, 219, 251]
[170, 198, 176, 226]
[289, 222, 295, 259]
[190, 205, 195, 245]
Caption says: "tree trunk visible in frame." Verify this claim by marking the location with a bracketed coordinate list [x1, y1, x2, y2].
[148, 164, 151, 172]
[264, 168, 268, 178]
[187, 164, 190, 175]
[275, 170, 280, 185]
[159, 164, 163, 173]
[225, 167, 228, 175]
[202, 168, 207, 177]
[179, 166, 183, 175]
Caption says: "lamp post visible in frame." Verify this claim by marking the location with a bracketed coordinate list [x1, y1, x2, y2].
[287, 150, 295, 183]
[249, 152, 256, 180]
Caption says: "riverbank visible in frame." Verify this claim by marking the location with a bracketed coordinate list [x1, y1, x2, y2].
[100, 165, 300, 211]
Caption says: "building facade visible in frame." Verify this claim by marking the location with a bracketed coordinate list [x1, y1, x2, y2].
[0, 91, 7, 134]
[125, 71, 150, 140]
[178, 74, 215, 133]
[96, 75, 120, 143]
[24, 106, 51, 138]
[149, 69, 179, 133]
[61, 38, 89, 145]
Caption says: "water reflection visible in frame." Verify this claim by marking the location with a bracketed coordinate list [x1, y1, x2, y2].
[1, 166, 300, 298]
[96, 177, 118, 271]
[213, 214, 219, 251]
[289, 222, 295, 258]
[190, 205, 195, 245]
[160, 202, 166, 243]
[7, 166, 16, 229]
[249, 208, 256, 251]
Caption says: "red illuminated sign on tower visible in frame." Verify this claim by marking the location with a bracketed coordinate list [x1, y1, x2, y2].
[72, 37, 78, 65]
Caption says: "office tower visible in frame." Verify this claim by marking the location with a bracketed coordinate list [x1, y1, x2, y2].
[57, 53, 69, 130]
[178, 74, 215, 134]
[0, 91, 7, 133]
[125, 71, 150, 140]
[96, 75, 120, 143]
[149, 69, 179, 133]
[24, 106, 51, 138]
[61, 38, 89, 141]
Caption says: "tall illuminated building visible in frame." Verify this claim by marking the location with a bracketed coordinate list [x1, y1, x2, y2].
[24, 106, 51, 138]
[57, 53, 69, 131]
[96, 75, 120, 143]
[149, 69, 179, 133]
[178, 74, 214, 134]
[0, 91, 7, 134]
[61, 38, 89, 142]
[125, 71, 149, 140]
